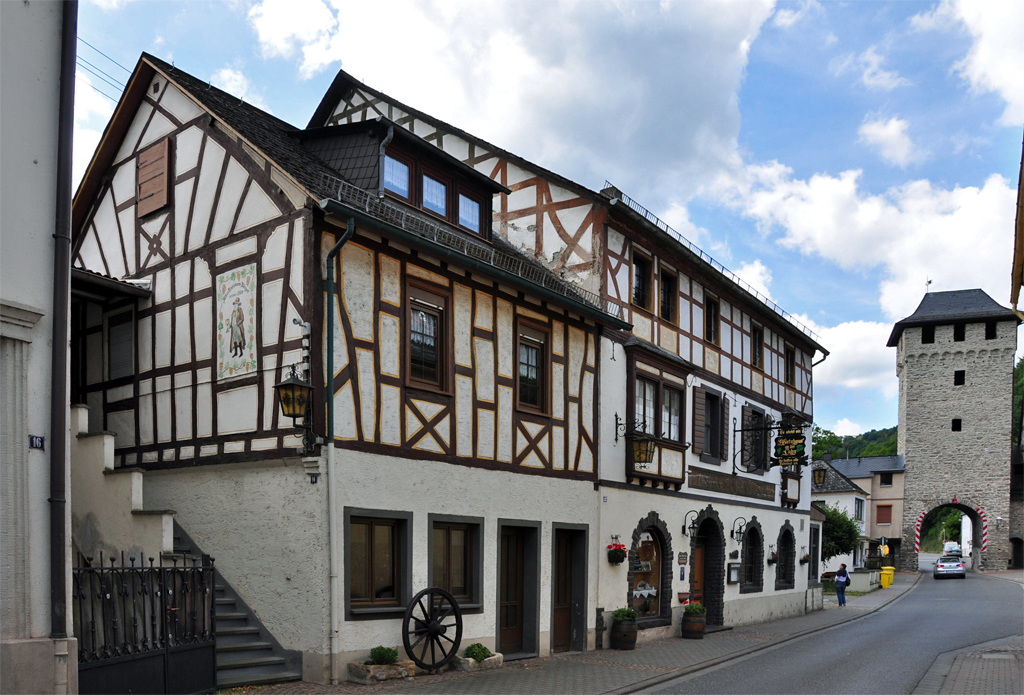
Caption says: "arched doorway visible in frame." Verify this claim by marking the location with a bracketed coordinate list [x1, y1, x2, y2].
[1011, 538, 1023, 570]
[911, 503, 986, 571]
[689, 506, 725, 627]
[627, 512, 673, 628]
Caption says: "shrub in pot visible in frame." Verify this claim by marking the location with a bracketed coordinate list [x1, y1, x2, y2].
[680, 602, 706, 640]
[348, 645, 415, 684]
[609, 606, 638, 650]
[452, 643, 504, 672]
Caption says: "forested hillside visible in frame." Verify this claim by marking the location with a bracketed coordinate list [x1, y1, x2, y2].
[812, 425, 897, 460]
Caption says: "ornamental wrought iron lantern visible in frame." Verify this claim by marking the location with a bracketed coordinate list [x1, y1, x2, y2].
[614, 413, 656, 465]
[682, 510, 700, 536]
[731, 517, 747, 540]
[274, 364, 312, 422]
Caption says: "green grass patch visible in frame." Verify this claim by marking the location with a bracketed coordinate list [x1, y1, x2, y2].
[822, 584, 877, 597]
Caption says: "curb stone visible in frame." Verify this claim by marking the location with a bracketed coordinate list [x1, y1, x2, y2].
[911, 635, 1023, 695]
[611, 573, 923, 694]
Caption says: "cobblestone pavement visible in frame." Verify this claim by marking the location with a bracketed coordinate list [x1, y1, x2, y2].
[218, 573, 920, 695]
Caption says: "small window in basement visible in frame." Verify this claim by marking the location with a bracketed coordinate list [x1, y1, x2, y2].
[921, 326, 935, 344]
[954, 370, 965, 386]
[953, 323, 965, 341]
[985, 321, 997, 340]
[952, 419, 962, 432]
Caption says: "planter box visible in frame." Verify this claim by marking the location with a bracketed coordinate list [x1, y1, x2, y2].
[348, 660, 416, 684]
[451, 653, 504, 671]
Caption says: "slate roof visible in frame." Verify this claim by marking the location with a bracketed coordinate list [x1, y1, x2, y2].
[826, 455, 904, 480]
[887, 289, 1019, 346]
[810, 460, 868, 496]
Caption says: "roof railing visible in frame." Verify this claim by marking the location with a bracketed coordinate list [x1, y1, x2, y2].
[320, 174, 623, 320]
[603, 181, 820, 343]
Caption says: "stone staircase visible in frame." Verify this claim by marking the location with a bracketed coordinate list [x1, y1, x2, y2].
[170, 523, 302, 689]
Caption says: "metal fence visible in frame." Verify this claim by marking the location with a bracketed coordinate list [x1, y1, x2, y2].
[73, 552, 216, 695]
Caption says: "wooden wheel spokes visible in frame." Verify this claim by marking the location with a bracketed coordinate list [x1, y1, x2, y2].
[402, 587, 463, 671]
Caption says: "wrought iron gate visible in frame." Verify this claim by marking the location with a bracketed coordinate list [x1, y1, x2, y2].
[73, 552, 216, 695]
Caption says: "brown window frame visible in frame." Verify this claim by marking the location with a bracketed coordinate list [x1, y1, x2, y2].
[879, 471, 893, 486]
[405, 281, 452, 395]
[692, 385, 727, 464]
[705, 296, 720, 346]
[431, 522, 475, 604]
[784, 346, 796, 386]
[420, 163, 452, 221]
[659, 270, 676, 323]
[515, 319, 550, 416]
[382, 151, 414, 201]
[632, 253, 652, 311]
[456, 190, 483, 235]
[876, 505, 893, 525]
[349, 517, 400, 609]
[751, 324, 764, 371]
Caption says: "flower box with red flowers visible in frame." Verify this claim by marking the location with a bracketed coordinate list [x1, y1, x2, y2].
[607, 543, 628, 565]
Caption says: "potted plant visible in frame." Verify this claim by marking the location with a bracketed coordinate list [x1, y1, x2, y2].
[608, 606, 638, 650]
[767, 552, 778, 565]
[348, 646, 416, 684]
[451, 643, 504, 671]
[799, 553, 811, 565]
[607, 542, 628, 565]
[680, 601, 706, 639]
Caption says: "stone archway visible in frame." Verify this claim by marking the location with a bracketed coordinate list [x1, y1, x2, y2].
[689, 505, 726, 627]
[626, 511, 673, 626]
[902, 500, 989, 571]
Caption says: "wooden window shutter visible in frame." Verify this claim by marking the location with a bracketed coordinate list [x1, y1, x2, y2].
[877, 505, 892, 525]
[741, 405, 753, 468]
[721, 397, 730, 461]
[137, 139, 170, 217]
[692, 386, 706, 455]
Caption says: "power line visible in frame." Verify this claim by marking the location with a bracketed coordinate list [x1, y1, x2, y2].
[76, 56, 125, 89]
[76, 61, 124, 95]
[77, 37, 131, 75]
[76, 74, 118, 104]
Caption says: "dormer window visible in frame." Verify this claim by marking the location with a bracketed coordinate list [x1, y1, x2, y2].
[458, 194, 480, 233]
[422, 174, 447, 216]
[383, 155, 410, 199]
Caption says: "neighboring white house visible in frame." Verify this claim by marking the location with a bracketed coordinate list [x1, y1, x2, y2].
[1, 1, 77, 693]
[810, 458, 870, 572]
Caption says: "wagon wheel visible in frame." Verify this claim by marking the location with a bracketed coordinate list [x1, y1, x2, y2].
[402, 588, 462, 672]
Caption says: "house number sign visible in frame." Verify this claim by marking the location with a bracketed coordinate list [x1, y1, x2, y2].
[29, 435, 45, 450]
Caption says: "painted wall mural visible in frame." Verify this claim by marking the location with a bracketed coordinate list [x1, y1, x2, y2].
[217, 263, 257, 380]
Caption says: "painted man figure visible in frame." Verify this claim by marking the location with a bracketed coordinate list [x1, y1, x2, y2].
[230, 297, 246, 357]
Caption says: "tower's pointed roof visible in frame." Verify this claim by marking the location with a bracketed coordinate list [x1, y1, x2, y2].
[887, 289, 1018, 347]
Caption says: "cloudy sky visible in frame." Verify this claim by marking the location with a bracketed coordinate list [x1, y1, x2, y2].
[75, 0, 1024, 436]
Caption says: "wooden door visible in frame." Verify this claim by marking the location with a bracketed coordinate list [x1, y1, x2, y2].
[552, 530, 572, 653]
[500, 527, 526, 654]
[691, 540, 705, 606]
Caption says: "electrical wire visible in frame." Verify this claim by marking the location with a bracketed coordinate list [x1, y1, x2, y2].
[77, 37, 132, 75]
[76, 56, 125, 89]
[75, 74, 118, 104]
[76, 61, 125, 95]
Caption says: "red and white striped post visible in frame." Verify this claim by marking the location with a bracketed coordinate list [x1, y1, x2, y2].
[914, 511, 926, 553]
[976, 508, 988, 551]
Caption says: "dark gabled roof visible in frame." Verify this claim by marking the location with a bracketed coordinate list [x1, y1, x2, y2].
[71, 268, 151, 299]
[810, 460, 868, 496]
[827, 455, 904, 480]
[887, 289, 1019, 346]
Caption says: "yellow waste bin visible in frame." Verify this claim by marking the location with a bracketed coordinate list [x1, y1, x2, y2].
[880, 566, 895, 589]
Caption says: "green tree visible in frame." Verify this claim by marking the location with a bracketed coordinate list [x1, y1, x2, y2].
[812, 426, 843, 460]
[821, 503, 860, 565]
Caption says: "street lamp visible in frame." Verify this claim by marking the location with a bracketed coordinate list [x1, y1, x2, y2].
[615, 413, 657, 465]
[274, 364, 315, 459]
[683, 510, 700, 536]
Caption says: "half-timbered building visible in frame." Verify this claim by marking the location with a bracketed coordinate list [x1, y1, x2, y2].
[308, 70, 830, 639]
[70, 54, 630, 686]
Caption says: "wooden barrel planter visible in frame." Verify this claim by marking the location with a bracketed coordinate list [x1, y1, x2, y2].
[609, 620, 638, 650]
[680, 613, 706, 640]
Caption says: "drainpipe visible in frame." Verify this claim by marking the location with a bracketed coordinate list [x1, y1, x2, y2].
[324, 216, 355, 684]
[50, 0, 78, 643]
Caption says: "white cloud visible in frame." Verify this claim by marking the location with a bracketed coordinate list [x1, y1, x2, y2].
[911, 0, 1024, 126]
[831, 46, 910, 91]
[772, 0, 819, 29]
[833, 418, 863, 436]
[210, 67, 269, 110]
[245, 0, 775, 208]
[87, 0, 136, 9]
[858, 115, 923, 167]
[723, 163, 1016, 321]
[796, 316, 897, 400]
[73, 73, 117, 189]
[735, 259, 773, 300]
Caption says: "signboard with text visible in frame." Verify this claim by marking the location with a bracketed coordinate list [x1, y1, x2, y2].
[772, 427, 807, 467]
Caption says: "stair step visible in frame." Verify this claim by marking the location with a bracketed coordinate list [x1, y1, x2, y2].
[215, 612, 249, 621]
[217, 655, 286, 670]
[216, 626, 260, 636]
[215, 598, 235, 606]
[216, 672, 302, 689]
[217, 641, 273, 654]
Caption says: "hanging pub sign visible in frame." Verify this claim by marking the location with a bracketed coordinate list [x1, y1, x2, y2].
[772, 427, 807, 467]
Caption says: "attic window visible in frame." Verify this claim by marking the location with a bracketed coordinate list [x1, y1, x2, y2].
[137, 139, 171, 217]
[383, 155, 410, 199]
[921, 326, 935, 344]
[953, 323, 965, 341]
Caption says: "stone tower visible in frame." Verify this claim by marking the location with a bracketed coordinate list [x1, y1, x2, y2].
[889, 290, 1018, 571]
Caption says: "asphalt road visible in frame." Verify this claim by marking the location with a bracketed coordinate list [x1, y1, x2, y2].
[647, 568, 1024, 695]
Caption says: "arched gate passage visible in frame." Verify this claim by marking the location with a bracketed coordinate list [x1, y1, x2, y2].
[903, 500, 989, 571]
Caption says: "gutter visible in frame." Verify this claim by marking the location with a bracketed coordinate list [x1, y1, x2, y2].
[50, 0, 78, 642]
[319, 198, 632, 331]
[323, 216, 355, 684]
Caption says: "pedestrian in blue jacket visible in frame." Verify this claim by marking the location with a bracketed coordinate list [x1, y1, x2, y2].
[835, 563, 850, 606]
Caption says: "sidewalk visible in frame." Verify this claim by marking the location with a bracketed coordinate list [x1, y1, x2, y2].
[225, 573, 919, 695]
